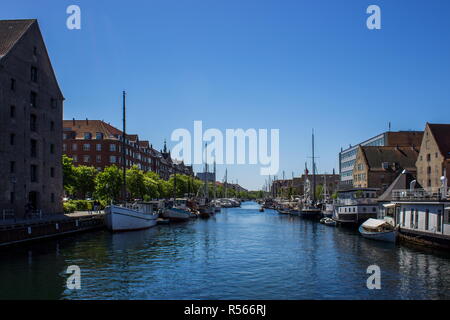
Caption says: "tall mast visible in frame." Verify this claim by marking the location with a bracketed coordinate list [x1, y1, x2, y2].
[312, 129, 316, 204]
[213, 161, 217, 200]
[204, 143, 208, 201]
[225, 169, 228, 198]
[122, 91, 127, 202]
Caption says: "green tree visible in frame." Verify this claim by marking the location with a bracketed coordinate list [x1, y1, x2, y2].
[74, 166, 98, 199]
[94, 165, 123, 203]
[62, 155, 77, 196]
[126, 166, 146, 199]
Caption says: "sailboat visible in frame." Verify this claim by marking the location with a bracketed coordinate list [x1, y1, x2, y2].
[105, 92, 159, 232]
[162, 171, 192, 222]
[299, 130, 322, 219]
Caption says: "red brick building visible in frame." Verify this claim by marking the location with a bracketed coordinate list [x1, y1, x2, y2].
[62, 119, 193, 179]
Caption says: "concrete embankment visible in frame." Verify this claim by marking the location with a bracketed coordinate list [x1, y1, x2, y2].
[0, 212, 105, 247]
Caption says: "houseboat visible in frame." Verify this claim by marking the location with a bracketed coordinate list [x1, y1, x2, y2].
[333, 188, 380, 227]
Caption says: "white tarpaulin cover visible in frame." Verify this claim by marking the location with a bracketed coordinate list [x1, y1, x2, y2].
[383, 203, 396, 208]
[362, 219, 388, 230]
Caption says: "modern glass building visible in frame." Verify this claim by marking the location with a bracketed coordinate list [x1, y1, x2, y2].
[339, 131, 423, 186]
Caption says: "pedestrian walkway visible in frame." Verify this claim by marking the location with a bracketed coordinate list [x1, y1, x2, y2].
[0, 211, 105, 227]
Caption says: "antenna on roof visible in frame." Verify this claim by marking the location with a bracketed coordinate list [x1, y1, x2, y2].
[388, 122, 391, 132]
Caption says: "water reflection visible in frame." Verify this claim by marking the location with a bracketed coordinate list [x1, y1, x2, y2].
[0, 202, 449, 300]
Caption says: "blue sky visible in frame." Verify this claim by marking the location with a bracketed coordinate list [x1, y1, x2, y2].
[3, 0, 450, 190]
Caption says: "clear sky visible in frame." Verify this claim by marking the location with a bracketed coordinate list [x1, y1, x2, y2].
[3, 0, 450, 190]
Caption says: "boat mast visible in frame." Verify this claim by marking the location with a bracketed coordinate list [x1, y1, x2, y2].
[213, 161, 217, 200]
[204, 143, 208, 202]
[224, 169, 228, 198]
[312, 129, 316, 204]
[122, 91, 127, 202]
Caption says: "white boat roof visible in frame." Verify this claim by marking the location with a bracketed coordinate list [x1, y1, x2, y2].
[362, 218, 388, 229]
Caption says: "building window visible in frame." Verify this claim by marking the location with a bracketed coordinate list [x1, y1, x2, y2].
[438, 210, 443, 232]
[96, 132, 103, 140]
[84, 132, 92, 140]
[33, 46, 37, 56]
[83, 144, 90, 151]
[31, 139, 37, 157]
[84, 155, 90, 163]
[10, 161, 15, 173]
[50, 121, 55, 131]
[410, 211, 414, 228]
[63, 144, 67, 152]
[10, 192, 15, 204]
[425, 209, 429, 230]
[31, 165, 38, 182]
[96, 144, 102, 151]
[414, 210, 419, 229]
[50, 167, 55, 178]
[51, 193, 55, 203]
[31, 66, 38, 82]
[51, 98, 57, 109]
[96, 155, 102, 163]
[402, 208, 406, 227]
[10, 105, 16, 118]
[10, 134, 15, 146]
[73, 155, 78, 162]
[110, 144, 117, 152]
[10, 78, 16, 91]
[30, 114, 37, 131]
[30, 91, 37, 108]
[50, 144, 55, 154]
[110, 156, 117, 164]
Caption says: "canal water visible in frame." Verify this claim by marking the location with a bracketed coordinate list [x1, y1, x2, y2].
[1, 202, 449, 300]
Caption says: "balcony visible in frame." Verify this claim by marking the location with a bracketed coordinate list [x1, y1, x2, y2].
[392, 187, 449, 201]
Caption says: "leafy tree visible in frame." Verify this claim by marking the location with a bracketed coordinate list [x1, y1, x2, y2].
[94, 165, 123, 203]
[126, 166, 146, 199]
[62, 155, 77, 196]
[74, 166, 98, 199]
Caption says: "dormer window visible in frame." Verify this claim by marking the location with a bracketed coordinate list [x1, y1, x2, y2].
[84, 132, 92, 140]
[96, 132, 103, 140]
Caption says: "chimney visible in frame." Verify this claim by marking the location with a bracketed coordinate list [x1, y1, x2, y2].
[86, 118, 89, 125]
[72, 118, 75, 126]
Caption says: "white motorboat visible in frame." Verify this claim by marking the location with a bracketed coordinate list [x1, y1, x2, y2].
[359, 218, 398, 243]
[105, 202, 159, 232]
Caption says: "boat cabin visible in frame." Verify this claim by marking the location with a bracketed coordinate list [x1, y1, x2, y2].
[333, 188, 379, 225]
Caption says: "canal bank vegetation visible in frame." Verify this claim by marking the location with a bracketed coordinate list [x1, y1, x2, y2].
[62, 155, 260, 212]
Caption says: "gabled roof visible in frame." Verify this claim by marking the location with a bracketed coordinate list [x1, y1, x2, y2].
[360, 146, 419, 171]
[428, 123, 450, 159]
[0, 19, 35, 58]
[378, 170, 421, 202]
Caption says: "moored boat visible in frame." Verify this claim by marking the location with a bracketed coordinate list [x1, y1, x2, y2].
[359, 218, 398, 243]
[105, 203, 159, 232]
[162, 207, 191, 222]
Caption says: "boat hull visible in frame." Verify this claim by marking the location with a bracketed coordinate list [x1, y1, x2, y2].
[162, 208, 191, 222]
[299, 210, 322, 219]
[359, 225, 397, 243]
[105, 205, 158, 232]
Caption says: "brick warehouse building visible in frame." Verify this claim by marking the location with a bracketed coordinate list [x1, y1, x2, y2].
[63, 119, 193, 179]
[0, 20, 64, 218]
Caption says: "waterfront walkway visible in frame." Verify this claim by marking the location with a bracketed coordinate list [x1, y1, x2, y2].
[0, 211, 104, 228]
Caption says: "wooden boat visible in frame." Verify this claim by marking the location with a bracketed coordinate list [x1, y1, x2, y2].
[299, 206, 322, 219]
[162, 207, 191, 222]
[105, 203, 159, 232]
[277, 207, 291, 215]
[359, 218, 398, 243]
[289, 209, 300, 216]
[320, 217, 337, 226]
